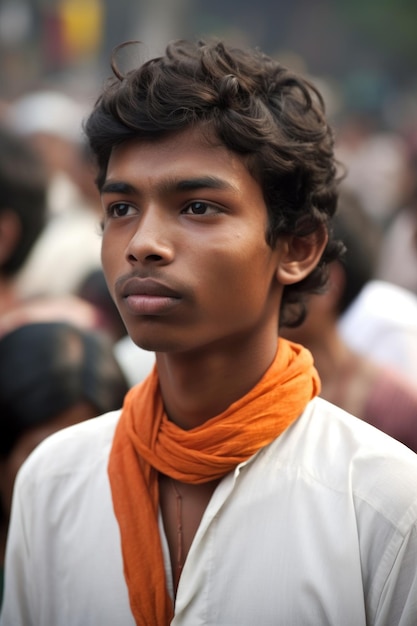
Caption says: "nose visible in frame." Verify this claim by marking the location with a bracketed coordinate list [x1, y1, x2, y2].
[125, 207, 174, 266]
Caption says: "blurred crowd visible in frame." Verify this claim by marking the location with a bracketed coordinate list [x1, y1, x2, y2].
[0, 75, 417, 606]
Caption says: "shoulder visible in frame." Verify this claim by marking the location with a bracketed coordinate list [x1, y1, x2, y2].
[15, 410, 122, 488]
[296, 396, 417, 473]
[276, 397, 417, 527]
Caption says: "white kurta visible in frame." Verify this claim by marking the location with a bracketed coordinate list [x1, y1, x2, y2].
[2, 398, 417, 626]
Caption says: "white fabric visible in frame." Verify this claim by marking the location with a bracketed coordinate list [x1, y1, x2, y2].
[2, 399, 417, 626]
[339, 280, 417, 386]
[7, 91, 86, 143]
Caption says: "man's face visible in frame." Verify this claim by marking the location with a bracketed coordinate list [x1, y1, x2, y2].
[100, 128, 284, 355]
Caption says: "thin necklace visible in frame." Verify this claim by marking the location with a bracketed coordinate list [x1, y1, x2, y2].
[170, 478, 184, 586]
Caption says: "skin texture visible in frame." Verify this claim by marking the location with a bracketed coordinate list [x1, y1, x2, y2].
[100, 127, 326, 430]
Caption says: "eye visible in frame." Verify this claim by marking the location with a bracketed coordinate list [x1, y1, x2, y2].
[107, 202, 136, 218]
[182, 201, 220, 216]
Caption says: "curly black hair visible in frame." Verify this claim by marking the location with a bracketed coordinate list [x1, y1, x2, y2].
[85, 39, 344, 326]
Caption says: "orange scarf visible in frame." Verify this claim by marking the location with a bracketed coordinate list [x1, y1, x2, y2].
[108, 339, 320, 625]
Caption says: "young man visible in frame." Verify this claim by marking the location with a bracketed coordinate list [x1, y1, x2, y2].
[2, 39, 417, 626]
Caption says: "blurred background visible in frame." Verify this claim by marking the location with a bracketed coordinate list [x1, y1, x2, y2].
[0, 0, 416, 128]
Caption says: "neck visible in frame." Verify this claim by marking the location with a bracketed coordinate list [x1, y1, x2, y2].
[155, 333, 278, 430]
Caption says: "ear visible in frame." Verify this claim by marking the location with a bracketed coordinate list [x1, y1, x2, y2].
[0, 209, 22, 267]
[275, 224, 328, 285]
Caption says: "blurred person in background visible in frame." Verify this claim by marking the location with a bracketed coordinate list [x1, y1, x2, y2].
[0, 120, 119, 342]
[335, 112, 409, 230]
[376, 128, 417, 296]
[7, 90, 102, 299]
[0, 125, 47, 317]
[339, 277, 417, 387]
[0, 320, 129, 608]
[335, 118, 417, 388]
[282, 189, 417, 452]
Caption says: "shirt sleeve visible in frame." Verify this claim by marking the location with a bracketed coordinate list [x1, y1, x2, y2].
[374, 521, 417, 626]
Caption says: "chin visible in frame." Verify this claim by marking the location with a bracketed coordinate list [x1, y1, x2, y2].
[129, 332, 184, 354]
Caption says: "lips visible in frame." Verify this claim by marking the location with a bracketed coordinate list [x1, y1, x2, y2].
[119, 277, 182, 316]
[120, 277, 181, 299]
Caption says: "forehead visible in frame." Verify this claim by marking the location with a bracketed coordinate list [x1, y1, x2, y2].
[104, 127, 256, 190]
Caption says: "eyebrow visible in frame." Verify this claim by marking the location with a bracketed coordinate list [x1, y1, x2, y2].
[100, 181, 136, 195]
[172, 176, 235, 193]
[100, 176, 236, 196]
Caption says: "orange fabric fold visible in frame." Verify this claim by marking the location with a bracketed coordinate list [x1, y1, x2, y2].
[108, 339, 320, 626]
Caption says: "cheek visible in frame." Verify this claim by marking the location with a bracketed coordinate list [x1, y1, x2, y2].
[101, 234, 113, 268]
[202, 238, 277, 306]
[101, 240, 120, 292]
